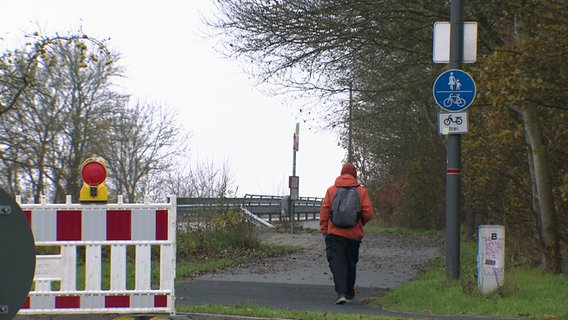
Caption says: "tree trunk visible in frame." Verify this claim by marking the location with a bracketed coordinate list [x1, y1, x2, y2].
[520, 105, 561, 273]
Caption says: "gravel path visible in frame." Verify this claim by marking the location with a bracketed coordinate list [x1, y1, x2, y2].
[194, 223, 444, 290]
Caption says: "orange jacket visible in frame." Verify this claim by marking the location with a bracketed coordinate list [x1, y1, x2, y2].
[319, 174, 374, 240]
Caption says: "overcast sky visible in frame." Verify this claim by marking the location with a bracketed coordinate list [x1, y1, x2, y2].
[0, 0, 346, 198]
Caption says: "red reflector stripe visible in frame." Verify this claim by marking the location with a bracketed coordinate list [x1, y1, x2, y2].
[105, 295, 130, 308]
[55, 296, 81, 308]
[24, 210, 32, 225]
[447, 169, 461, 174]
[156, 210, 168, 240]
[107, 210, 132, 240]
[21, 297, 30, 309]
[154, 294, 168, 307]
[57, 210, 82, 241]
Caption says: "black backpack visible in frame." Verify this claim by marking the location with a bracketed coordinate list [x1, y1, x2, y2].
[330, 186, 361, 228]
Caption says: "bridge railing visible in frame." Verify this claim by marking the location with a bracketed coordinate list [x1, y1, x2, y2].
[242, 194, 285, 222]
[176, 195, 323, 223]
[292, 196, 323, 221]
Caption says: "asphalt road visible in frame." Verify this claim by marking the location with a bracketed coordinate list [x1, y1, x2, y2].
[177, 280, 523, 320]
[178, 280, 388, 313]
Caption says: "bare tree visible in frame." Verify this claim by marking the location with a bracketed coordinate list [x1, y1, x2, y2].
[0, 31, 193, 205]
[0, 31, 123, 202]
[103, 101, 189, 203]
[189, 157, 237, 198]
[155, 156, 238, 200]
[50, 39, 125, 202]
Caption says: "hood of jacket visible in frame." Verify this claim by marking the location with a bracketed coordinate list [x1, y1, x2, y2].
[334, 174, 360, 188]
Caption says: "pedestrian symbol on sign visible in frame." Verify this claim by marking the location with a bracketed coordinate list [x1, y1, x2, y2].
[448, 72, 456, 89]
[433, 69, 476, 112]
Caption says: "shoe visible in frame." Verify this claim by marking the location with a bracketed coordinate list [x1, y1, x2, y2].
[335, 294, 348, 305]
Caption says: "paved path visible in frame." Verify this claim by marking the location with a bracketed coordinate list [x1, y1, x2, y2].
[178, 280, 387, 313]
[178, 225, 522, 320]
[177, 280, 522, 320]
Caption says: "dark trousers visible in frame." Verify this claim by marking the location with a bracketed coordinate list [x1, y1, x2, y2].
[325, 234, 361, 298]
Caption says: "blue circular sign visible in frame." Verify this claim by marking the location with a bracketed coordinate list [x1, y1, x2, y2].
[433, 69, 476, 112]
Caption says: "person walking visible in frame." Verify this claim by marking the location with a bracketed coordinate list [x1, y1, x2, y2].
[320, 163, 374, 304]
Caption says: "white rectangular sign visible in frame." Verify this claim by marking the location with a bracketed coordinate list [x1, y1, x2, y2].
[439, 112, 468, 135]
[433, 22, 478, 63]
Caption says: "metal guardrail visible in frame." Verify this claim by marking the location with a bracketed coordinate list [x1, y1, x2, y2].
[176, 195, 323, 222]
[289, 196, 322, 221]
[242, 194, 284, 220]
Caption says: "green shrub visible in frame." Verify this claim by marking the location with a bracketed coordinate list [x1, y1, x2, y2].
[177, 208, 261, 261]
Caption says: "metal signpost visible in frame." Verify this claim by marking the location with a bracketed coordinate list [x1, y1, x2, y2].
[432, 0, 477, 280]
[289, 123, 300, 233]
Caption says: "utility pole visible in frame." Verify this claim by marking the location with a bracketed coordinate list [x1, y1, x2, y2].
[445, 0, 464, 280]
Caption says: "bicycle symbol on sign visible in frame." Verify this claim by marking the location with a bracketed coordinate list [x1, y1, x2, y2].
[443, 114, 463, 126]
[443, 93, 466, 108]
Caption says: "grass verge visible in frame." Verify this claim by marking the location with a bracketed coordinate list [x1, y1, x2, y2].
[181, 304, 424, 320]
[377, 241, 568, 319]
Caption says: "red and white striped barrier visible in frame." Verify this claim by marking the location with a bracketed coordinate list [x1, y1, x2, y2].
[25, 208, 169, 242]
[17, 196, 177, 315]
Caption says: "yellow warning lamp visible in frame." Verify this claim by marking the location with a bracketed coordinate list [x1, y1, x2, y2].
[79, 157, 108, 202]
